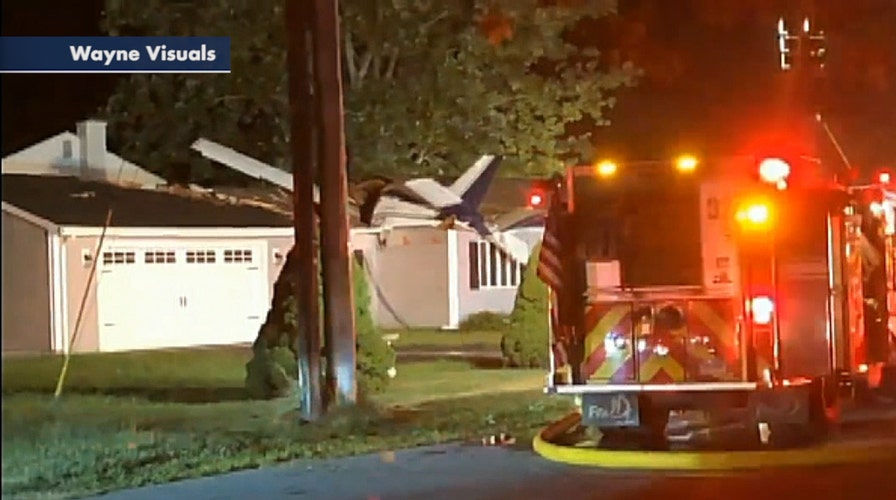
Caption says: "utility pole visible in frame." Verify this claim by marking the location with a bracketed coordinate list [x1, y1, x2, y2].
[285, 0, 323, 421]
[311, 0, 357, 406]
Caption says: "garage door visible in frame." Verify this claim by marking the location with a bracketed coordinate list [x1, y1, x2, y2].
[96, 242, 269, 352]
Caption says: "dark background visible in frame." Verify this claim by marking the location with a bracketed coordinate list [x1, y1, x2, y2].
[1, 0, 119, 155]
[2, 0, 894, 171]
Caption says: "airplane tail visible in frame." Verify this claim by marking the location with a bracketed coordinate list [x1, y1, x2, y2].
[449, 155, 502, 211]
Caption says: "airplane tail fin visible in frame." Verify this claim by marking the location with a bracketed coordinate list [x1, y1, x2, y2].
[449, 155, 502, 210]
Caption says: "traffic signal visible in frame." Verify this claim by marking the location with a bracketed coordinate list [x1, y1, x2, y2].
[776, 18, 798, 71]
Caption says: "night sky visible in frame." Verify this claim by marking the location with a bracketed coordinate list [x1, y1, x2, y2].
[2, 0, 894, 171]
[1, 0, 119, 155]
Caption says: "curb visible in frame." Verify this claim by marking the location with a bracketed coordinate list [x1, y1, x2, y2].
[395, 350, 503, 358]
[532, 412, 896, 470]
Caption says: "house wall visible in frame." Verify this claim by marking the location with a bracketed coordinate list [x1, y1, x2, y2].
[1, 212, 52, 353]
[456, 230, 522, 323]
[62, 233, 294, 353]
[366, 226, 450, 329]
[348, 231, 386, 324]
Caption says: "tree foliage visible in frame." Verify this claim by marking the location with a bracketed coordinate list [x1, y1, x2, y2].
[244, 249, 394, 400]
[101, 0, 638, 182]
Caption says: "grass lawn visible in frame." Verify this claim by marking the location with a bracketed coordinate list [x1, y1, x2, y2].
[387, 329, 504, 350]
[2, 348, 572, 499]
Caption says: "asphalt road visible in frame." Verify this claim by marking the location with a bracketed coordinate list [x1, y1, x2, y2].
[92, 441, 896, 500]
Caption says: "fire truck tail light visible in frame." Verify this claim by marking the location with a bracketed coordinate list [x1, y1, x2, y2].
[750, 296, 775, 325]
[736, 201, 772, 228]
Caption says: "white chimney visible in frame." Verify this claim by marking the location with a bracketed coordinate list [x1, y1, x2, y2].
[76, 120, 107, 177]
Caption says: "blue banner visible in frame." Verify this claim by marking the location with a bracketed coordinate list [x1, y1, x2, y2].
[0, 37, 231, 73]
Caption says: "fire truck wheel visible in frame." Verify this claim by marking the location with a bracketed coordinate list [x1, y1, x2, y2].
[756, 380, 832, 450]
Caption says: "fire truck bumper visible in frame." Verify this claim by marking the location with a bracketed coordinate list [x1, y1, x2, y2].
[555, 380, 823, 432]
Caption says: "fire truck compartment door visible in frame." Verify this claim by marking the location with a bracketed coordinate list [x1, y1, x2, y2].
[776, 258, 832, 379]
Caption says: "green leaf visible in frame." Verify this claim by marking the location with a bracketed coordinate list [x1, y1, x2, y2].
[101, 0, 640, 182]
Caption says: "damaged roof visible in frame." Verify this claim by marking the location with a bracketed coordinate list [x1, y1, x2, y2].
[2, 174, 292, 228]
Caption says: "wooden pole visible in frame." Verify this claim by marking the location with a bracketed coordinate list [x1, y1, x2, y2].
[311, 0, 357, 406]
[54, 208, 113, 399]
[285, 0, 323, 420]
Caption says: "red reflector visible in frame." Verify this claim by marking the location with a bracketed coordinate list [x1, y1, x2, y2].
[528, 193, 543, 207]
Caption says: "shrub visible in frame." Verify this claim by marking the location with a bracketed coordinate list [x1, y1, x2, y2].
[245, 249, 394, 400]
[501, 243, 550, 368]
[354, 259, 396, 395]
[459, 311, 509, 332]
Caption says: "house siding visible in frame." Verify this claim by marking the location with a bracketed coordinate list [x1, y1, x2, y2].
[62, 236, 100, 352]
[1, 211, 52, 353]
[368, 227, 449, 329]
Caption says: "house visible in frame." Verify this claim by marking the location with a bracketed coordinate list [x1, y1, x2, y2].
[1, 173, 295, 354]
[193, 141, 546, 329]
[350, 225, 527, 330]
[348, 179, 547, 330]
[2, 119, 165, 187]
[200, 184, 538, 331]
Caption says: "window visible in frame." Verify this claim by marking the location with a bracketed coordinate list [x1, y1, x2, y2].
[186, 250, 217, 264]
[144, 250, 176, 264]
[469, 243, 480, 289]
[224, 249, 253, 263]
[468, 241, 524, 290]
[102, 251, 135, 265]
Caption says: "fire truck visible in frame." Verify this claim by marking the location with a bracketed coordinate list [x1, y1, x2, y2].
[540, 154, 896, 448]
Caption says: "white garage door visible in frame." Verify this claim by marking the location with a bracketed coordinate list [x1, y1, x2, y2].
[96, 241, 269, 352]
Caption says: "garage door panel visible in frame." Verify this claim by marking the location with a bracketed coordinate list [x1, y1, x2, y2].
[140, 248, 184, 349]
[97, 242, 269, 352]
[181, 245, 267, 346]
[98, 248, 188, 352]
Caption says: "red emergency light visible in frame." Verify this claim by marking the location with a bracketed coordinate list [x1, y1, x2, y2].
[877, 169, 892, 185]
[528, 191, 544, 208]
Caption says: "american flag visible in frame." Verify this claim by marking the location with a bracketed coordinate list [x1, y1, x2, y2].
[537, 186, 572, 365]
[536, 190, 565, 292]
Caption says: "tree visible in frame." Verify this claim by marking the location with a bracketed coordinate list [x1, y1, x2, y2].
[101, 1, 290, 182]
[101, 0, 638, 182]
[245, 249, 394, 400]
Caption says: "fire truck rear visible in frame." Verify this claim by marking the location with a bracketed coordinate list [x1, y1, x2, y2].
[540, 155, 895, 448]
